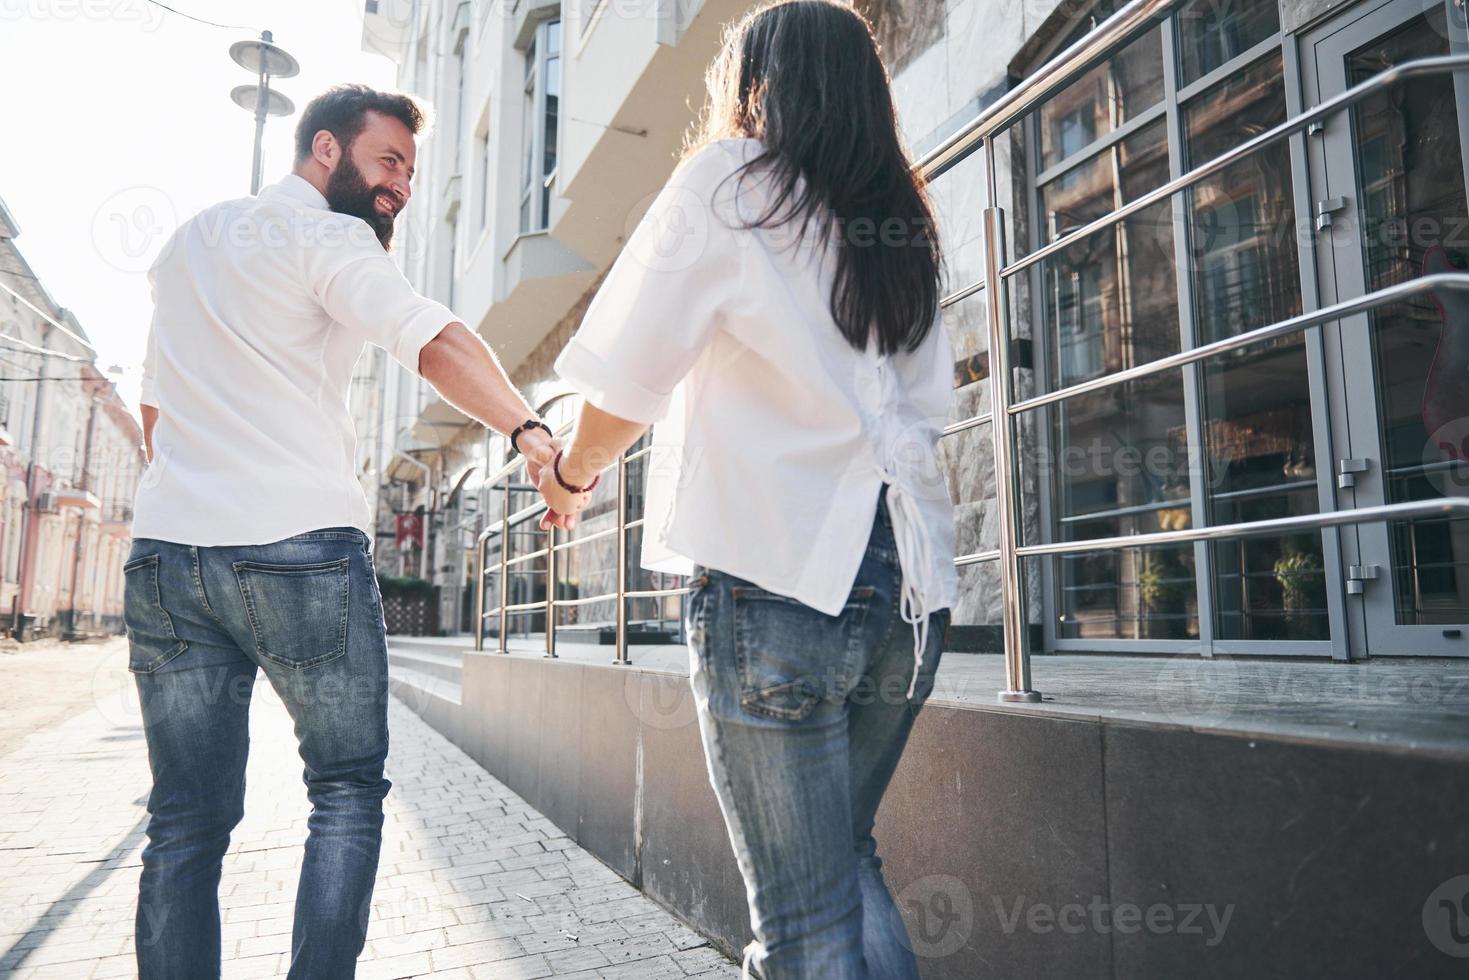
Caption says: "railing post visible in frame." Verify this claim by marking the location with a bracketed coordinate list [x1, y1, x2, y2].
[614, 452, 630, 665]
[982, 152, 1042, 703]
[473, 532, 485, 652]
[545, 520, 557, 659]
[498, 485, 509, 654]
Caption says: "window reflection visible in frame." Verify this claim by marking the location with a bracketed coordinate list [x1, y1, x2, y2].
[1036, 118, 1179, 389]
[1347, 10, 1469, 625]
[1203, 340, 1325, 640]
[1184, 52, 1302, 343]
[1176, 0, 1279, 85]
[1038, 25, 1165, 171]
[1049, 373, 1197, 639]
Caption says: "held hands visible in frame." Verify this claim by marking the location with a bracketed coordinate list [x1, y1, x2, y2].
[535, 460, 593, 531]
[518, 428, 593, 531]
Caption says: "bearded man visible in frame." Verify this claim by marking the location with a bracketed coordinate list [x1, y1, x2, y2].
[125, 84, 566, 978]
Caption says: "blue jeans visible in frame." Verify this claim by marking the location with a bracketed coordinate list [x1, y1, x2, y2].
[123, 527, 391, 980]
[686, 488, 950, 980]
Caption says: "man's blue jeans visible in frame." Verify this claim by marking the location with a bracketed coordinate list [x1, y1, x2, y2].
[123, 527, 391, 980]
[687, 488, 950, 979]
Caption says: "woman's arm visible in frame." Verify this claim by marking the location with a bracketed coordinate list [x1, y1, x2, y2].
[535, 403, 648, 529]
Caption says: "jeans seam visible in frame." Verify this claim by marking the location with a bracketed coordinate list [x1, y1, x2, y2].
[696, 702, 764, 959]
[190, 546, 230, 631]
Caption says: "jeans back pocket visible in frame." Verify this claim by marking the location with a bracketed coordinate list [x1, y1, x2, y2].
[233, 557, 351, 670]
[123, 553, 188, 674]
[730, 584, 877, 721]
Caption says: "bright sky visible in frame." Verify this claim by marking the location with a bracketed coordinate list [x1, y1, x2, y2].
[0, 0, 399, 414]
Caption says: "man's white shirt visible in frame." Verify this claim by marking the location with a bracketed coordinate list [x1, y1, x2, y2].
[133, 174, 455, 545]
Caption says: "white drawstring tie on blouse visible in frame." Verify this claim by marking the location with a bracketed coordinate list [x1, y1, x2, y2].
[878, 470, 934, 702]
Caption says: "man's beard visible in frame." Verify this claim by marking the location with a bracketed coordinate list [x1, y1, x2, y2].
[324, 153, 399, 249]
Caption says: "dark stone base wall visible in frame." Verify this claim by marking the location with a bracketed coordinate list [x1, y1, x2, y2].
[392, 653, 1469, 979]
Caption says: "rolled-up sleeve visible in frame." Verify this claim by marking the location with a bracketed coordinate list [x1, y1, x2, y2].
[554, 143, 746, 426]
[304, 218, 457, 371]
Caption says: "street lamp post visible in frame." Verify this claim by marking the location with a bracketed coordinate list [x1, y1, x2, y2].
[229, 31, 300, 195]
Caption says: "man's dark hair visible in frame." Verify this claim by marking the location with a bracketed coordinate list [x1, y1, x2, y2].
[294, 84, 428, 163]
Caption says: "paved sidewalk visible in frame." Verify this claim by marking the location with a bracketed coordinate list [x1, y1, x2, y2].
[0, 646, 738, 978]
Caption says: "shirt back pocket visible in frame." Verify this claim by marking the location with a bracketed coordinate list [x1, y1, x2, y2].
[233, 557, 351, 670]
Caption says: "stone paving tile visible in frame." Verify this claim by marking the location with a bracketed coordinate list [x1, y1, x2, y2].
[0, 659, 738, 978]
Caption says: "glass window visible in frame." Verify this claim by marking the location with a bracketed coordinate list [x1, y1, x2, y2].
[1176, 0, 1280, 85]
[1009, 0, 1316, 650]
[1345, 11, 1469, 625]
[1046, 373, 1197, 640]
[520, 20, 562, 234]
[1203, 340, 1325, 640]
[1184, 52, 1301, 344]
[477, 128, 491, 231]
[1035, 118, 1180, 389]
[542, 22, 560, 227]
[1039, 25, 1165, 171]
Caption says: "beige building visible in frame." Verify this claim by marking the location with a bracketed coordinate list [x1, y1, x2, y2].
[0, 197, 145, 639]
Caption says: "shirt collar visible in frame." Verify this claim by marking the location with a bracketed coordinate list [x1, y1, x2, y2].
[262, 174, 330, 211]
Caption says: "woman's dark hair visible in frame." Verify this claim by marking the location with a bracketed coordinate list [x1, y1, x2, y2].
[294, 84, 429, 162]
[687, 0, 942, 356]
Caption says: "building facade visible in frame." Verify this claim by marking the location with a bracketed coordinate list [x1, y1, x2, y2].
[358, 0, 1469, 663]
[0, 197, 146, 640]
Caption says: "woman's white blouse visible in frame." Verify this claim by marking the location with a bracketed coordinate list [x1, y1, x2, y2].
[554, 138, 959, 698]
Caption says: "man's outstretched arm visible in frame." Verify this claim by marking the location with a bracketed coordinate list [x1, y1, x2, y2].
[417, 322, 573, 528]
[308, 240, 576, 526]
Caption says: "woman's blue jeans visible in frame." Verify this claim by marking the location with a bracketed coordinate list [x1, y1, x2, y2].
[123, 527, 391, 979]
[686, 488, 950, 979]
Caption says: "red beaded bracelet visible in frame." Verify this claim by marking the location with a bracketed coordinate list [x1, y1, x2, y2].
[553, 449, 600, 494]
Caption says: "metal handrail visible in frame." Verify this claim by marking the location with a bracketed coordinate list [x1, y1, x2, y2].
[1004, 54, 1469, 281]
[1013, 274, 1469, 413]
[915, 0, 1177, 180]
[466, 0, 1469, 703]
[944, 53, 1469, 701]
[1019, 500, 1469, 558]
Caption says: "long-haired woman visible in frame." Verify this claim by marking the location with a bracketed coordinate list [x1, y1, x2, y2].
[537, 2, 957, 976]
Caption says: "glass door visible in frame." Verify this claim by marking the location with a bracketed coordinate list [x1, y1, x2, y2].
[1306, 0, 1469, 655]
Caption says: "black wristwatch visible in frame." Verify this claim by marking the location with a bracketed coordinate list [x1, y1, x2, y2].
[510, 418, 551, 456]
